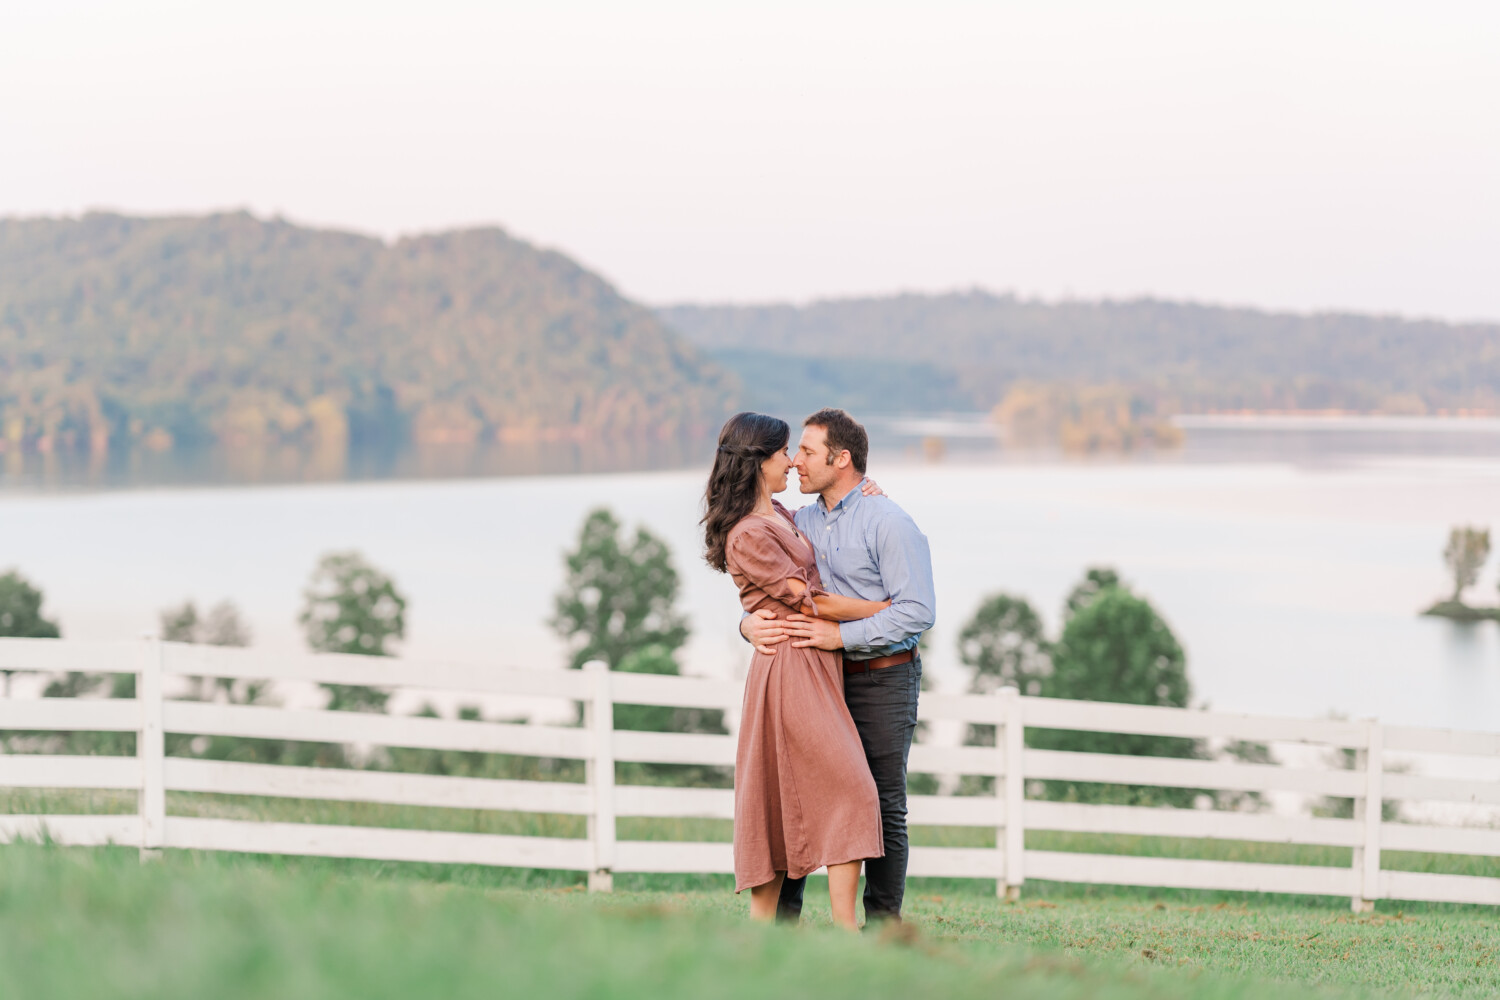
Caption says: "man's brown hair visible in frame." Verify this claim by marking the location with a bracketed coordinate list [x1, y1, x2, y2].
[804, 408, 868, 474]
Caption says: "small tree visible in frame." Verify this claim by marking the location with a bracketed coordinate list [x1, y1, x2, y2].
[298, 551, 407, 712]
[551, 510, 722, 783]
[160, 600, 258, 703]
[162, 599, 252, 648]
[0, 569, 61, 697]
[1216, 739, 1276, 812]
[1312, 714, 1403, 822]
[959, 593, 1051, 697]
[200, 602, 252, 648]
[957, 594, 1051, 793]
[160, 602, 200, 644]
[1442, 526, 1490, 603]
[164, 598, 340, 765]
[1063, 566, 1122, 620]
[0, 573, 130, 755]
[1033, 586, 1203, 805]
[551, 509, 688, 672]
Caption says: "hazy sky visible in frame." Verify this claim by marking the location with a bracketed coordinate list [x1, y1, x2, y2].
[4, 1, 1497, 319]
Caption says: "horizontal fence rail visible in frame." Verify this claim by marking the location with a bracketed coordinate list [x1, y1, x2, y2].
[1, 637, 1498, 909]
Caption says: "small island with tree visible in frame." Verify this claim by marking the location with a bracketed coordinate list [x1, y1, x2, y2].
[1422, 525, 1500, 621]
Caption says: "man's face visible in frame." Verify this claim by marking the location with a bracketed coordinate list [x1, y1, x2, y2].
[792, 425, 841, 495]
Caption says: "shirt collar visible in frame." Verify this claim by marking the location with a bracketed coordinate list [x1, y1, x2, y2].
[818, 484, 864, 514]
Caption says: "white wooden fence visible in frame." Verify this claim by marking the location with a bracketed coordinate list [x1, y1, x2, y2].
[1, 637, 1497, 910]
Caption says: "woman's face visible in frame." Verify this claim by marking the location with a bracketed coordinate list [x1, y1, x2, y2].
[759, 445, 792, 494]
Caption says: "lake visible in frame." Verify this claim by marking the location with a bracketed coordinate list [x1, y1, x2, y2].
[1, 417, 1498, 733]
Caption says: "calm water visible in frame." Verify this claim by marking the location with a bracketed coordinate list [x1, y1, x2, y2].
[2, 421, 1499, 733]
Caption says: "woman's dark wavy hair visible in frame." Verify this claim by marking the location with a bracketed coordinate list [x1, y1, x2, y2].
[702, 411, 790, 573]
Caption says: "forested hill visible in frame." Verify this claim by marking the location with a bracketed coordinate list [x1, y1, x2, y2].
[0, 213, 736, 452]
[660, 292, 1500, 417]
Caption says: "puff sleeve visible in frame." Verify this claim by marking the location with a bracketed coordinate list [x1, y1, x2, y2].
[727, 523, 827, 615]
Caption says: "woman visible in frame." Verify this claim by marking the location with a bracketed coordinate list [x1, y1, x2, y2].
[703, 411, 887, 930]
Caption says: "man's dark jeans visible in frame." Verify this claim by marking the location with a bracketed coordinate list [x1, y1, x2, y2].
[777, 655, 921, 924]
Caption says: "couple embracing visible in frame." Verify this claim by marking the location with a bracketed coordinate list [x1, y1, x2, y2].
[702, 407, 935, 930]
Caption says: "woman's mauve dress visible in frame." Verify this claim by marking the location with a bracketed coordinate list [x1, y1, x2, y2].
[726, 499, 884, 892]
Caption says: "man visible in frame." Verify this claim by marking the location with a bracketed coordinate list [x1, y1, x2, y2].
[740, 407, 935, 925]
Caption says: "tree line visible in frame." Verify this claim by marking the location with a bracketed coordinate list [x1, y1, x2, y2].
[662, 291, 1500, 419]
[0, 510, 723, 785]
[2, 513, 1366, 812]
[0, 212, 735, 456]
[956, 568, 1390, 818]
[0, 553, 416, 768]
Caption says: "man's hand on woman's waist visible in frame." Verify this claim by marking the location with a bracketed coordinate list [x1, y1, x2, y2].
[740, 609, 790, 656]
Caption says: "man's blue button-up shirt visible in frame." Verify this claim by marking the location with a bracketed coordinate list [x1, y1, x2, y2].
[792, 485, 936, 660]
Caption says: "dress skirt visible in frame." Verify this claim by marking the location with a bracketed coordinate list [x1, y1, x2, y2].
[733, 642, 885, 890]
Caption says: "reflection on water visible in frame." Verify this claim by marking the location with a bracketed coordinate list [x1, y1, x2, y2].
[1437, 617, 1500, 670]
[0, 436, 720, 493]
[6, 415, 1500, 494]
[873, 414, 1500, 467]
[1428, 620, 1500, 739]
[1175, 425, 1500, 466]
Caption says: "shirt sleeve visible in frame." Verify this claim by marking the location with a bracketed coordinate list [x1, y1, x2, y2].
[837, 509, 937, 654]
[727, 526, 827, 614]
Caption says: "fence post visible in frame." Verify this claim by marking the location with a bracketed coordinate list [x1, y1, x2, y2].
[1350, 718, 1383, 912]
[998, 686, 1024, 901]
[137, 635, 166, 861]
[583, 660, 616, 893]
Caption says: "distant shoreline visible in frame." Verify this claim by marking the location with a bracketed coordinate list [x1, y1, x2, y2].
[1174, 414, 1500, 433]
[1421, 600, 1500, 623]
[874, 411, 1500, 438]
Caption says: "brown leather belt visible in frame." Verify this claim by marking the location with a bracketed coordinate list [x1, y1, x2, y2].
[843, 649, 914, 675]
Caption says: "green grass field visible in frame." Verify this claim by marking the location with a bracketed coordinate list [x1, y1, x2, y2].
[5, 786, 1497, 900]
[2, 843, 1498, 1000]
[4, 785, 1500, 997]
